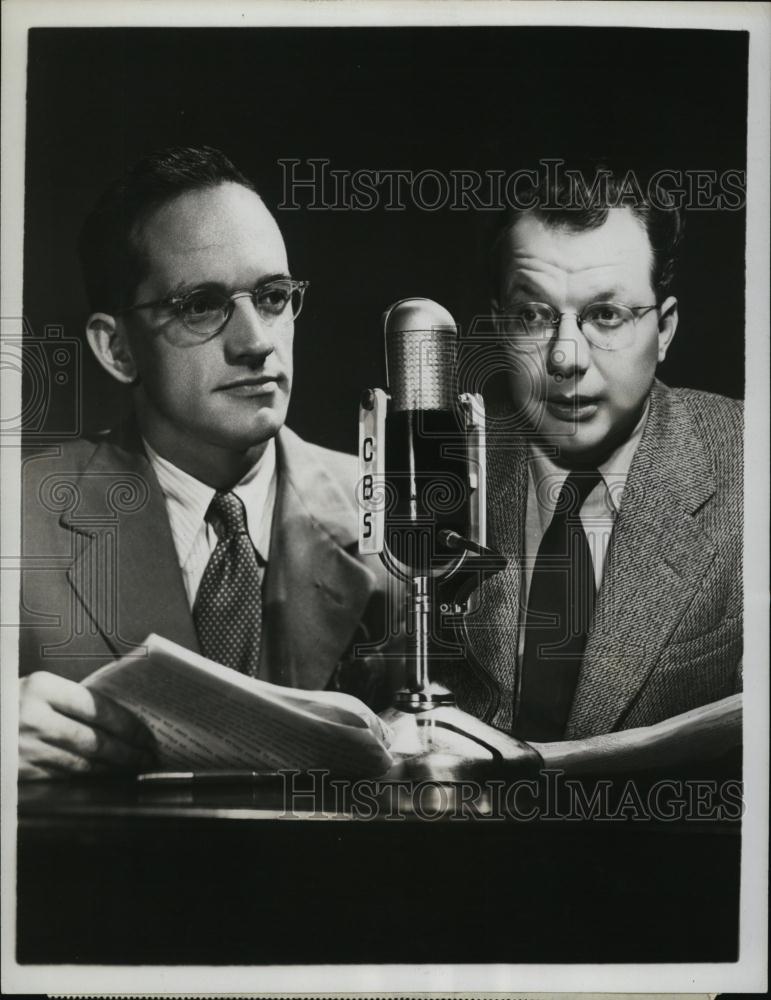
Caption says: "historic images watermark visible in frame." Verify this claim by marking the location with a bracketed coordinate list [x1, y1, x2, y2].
[0, 316, 82, 440]
[278, 157, 746, 213]
[281, 768, 744, 822]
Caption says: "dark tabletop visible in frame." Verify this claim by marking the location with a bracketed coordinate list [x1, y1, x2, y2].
[16, 765, 741, 966]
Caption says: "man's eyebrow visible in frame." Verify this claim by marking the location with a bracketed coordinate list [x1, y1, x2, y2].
[166, 273, 292, 297]
[259, 271, 292, 285]
[584, 287, 623, 302]
[167, 280, 225, 297]
[503, 283, 631, 304]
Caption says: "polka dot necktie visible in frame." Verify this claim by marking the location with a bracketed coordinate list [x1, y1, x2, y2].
[515, 468, 603, 742]
[193, 490, 264, 678]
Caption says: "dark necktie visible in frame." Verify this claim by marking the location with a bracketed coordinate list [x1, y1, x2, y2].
[193, 490, 264, 678]
[514, 468, 603, 741]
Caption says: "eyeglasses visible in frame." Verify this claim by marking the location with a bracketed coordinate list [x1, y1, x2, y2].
[117, 278, 310, 339]
[499, 301, 659, 352]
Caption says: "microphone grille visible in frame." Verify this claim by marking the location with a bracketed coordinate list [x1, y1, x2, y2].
[383, 298, 457, 412]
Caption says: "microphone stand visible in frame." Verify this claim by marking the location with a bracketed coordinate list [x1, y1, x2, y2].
[380, 533, 542, 782]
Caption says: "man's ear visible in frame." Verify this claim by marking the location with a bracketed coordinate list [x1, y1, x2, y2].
[85, 313, 138, 385]
[656, 295, 679, 363]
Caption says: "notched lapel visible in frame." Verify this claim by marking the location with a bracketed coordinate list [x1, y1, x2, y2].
[461, 432, 528, 729]
[60, 435, 199, 659]
[566, 498, 716, 738]
[261, 429, 376, 690]
[565, 384, 718, 738]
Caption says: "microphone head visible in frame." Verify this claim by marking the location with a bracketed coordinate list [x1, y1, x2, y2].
[382, 297, 457, 412]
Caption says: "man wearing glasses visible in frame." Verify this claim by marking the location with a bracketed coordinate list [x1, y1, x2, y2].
[18, 146, 395, 779]
[456, 167, 743, 744]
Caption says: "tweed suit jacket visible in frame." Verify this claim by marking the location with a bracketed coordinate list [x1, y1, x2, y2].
[18, 423, 402, 709]
[447, 380, 743, 739]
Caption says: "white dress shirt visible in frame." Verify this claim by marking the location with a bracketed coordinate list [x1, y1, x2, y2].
[518, 403, 649, 660]
[144, 439, 277, 608]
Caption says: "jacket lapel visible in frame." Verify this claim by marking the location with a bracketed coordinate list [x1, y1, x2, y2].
[60, 426, 199, 658]
[565, 383, 717, 738]
[260, 428, 376, 690]
[461, 421, 529, 730]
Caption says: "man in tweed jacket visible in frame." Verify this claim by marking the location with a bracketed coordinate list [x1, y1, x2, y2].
[451, 168, 742, 741]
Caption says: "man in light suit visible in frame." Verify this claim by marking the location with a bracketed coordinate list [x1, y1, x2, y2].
[451, 166, 742, 742]
[18, 146, 399, 779]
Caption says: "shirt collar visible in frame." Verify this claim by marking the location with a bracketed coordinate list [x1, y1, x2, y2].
[144, 438, 277, 565]
[528, 398, 650, 524]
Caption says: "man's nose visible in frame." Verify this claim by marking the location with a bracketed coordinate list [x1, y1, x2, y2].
[222, 295, 276, 363]
[547, 312, 591, 379]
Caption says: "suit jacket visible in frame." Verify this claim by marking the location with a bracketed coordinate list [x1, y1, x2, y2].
[447, 381, 743, 739]
[18, 424, 403, 709]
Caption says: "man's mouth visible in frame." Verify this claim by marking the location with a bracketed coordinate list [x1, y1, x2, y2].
[545, 394, 601, 420]
[216, 375, 282, 396]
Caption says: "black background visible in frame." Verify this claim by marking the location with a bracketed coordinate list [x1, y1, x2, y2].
[23, 27, 747, 452]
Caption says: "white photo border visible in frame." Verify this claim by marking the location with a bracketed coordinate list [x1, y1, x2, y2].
[1, 0, 768, 994]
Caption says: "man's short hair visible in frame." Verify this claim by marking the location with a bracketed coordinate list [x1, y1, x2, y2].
[487, 163, 685, 303]
[78, 145, 257, 314]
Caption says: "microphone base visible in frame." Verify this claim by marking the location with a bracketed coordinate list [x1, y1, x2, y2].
[380, 702, 543, 782]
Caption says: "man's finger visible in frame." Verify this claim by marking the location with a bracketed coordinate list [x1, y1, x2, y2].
[23, 672, 154, 749]
[19, 735, 116, 778]
[27, 703, 155, 769]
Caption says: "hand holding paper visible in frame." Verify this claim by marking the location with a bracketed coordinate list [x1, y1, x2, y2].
[18, 671, 156, 781]
[83, 635, 394, 777]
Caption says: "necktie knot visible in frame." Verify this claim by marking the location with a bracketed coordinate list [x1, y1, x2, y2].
[207, 490, 249, 540]
[556, 468, 603, 516]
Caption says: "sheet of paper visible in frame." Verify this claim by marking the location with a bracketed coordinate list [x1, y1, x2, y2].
[84, 635, 393, 776]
